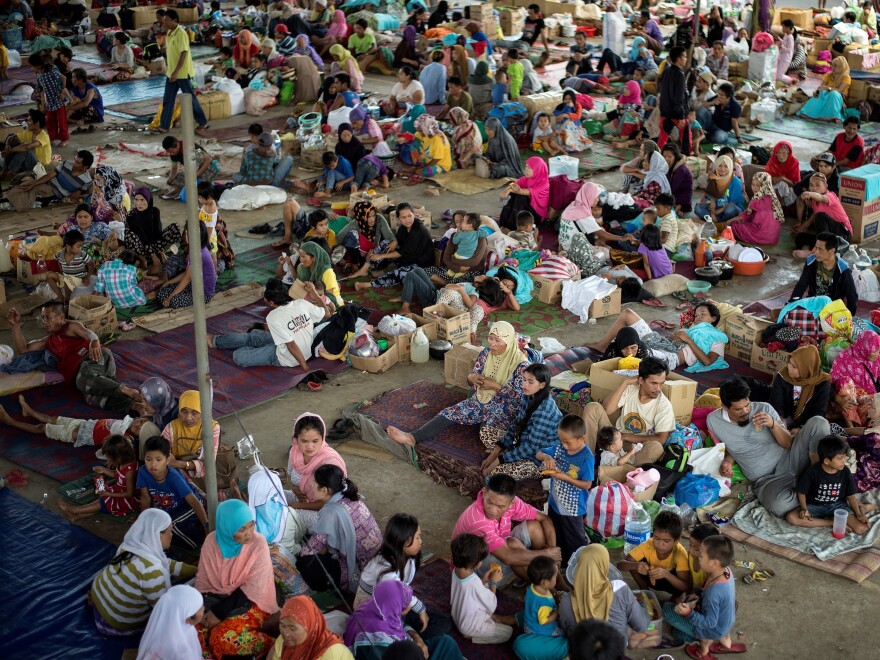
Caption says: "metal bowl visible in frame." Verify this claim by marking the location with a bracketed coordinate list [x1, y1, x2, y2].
[429, 339, 454, 360]
[694, 266, 721, 286]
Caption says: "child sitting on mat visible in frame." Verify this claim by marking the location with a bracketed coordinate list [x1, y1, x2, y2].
[618, 510, 690, 598]
[57, 434, 139, 523]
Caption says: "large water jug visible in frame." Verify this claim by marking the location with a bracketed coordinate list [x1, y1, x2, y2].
[843, 244, 860, 267]
[659, 496, 682, 518]
[410, 328, 429, 364]
[623, 502, 652, 555]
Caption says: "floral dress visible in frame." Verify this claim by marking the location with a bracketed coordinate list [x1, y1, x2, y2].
[439, 348, 528, 428]
[567, 234, 605, 278]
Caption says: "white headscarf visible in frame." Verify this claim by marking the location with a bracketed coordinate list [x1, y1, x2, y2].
[117, 509, 172, 590]
[643, 150, 671, 195]
[136, 585, 203, 660]
[247, 467, 287, 544]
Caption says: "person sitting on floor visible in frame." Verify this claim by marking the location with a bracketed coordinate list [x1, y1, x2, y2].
[161, 136, 220, 200]
[153, 223, 216, 310]
[828, 115, 864, 170]
[232, 131, 294, 188]
[789, 232, 858, 316]
[269, 595, 354, 660]
[93, 250, 147, 309]
[618, 510, 690, 598]
[0, 109, 51, 178]
[67, 68, 105, 130]
[769, 345, 832, 437]
[4, 148, 93, 212]
[792, 172, 854, 252]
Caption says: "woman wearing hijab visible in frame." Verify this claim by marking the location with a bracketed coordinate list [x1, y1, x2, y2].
[558, 546, 648, 640]
[126, 188, 181, 272]
[288, 52, 321, 104]
[477, 117, 524, 179]
[661, 143, 694, 214]
[247, 467, 309, 596]
[831, 331, 880, 427]
[770, 345, 832, 433]
[694, 154, 744, 222]
[234, 30, 261, 68]
[160, 389, 227, 495]
[388, 321, 529, 446]
[136, 585, 204, 660]
[449, 43, 470, 85]
[601, 326, 654, 361]
[313, 9, 349, 56]
[727, 171, 784, 244]
[296, 465, 382, 593]
[603, 80, 644, 140]
[269, 595, 353, 660]
[335, 123, 367, 165]
[348, 106, 384, 146]
[428, 1, 449, 29]
[498, 156, 550, 229]
[329, 44, 364, 93]
[799, 56, 851, 122]
[291, 34, 323, 68]
[297, 241, 343, 305]
[403, 114, 452, 177]
[195, 499, 279, 659]
[92, 164, 128, 221]
[468, 60, 494, 116]
[553, 89, 593, 153]
[562, 183, 610, 277]
[620, 139, 658, 195]
[337, 201, 395, 272]
[354, 202, 435, 289]
[764, 141, 801, 207]
[261, 38, 286, 68]
[633, 150, 671, 209]
[394, 25, 422, 69]
[90, 509, 196, 634]
[344, 581, 463, 659]
[449, 107, 482, 169]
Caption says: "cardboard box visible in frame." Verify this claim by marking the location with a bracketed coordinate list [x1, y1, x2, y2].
[778, 8, 813, 30]
[723, 313, 773, 363]
[444, 343, 483, 390]
[840, 165, 880, 243]
[597, 464, 659, 502]
[498, 7, 526, 36]
[750, 343, 790, 375]
[728, 61, 748, 78]
[68, 295, 118, 338]
[849, 79, 870, 105]
[0, 119, 22, 144]
[199, 90, 231, 121]
[553, 358, 593, 416]
[868, 83, 880, 104]
[589, 288, 622, 320]
[423, 303, 470, 345]
[588, 359, 698, 426]
[348, 334, 399, 373]
[845, 48, 880, 73]
[464, 3, 495, 22]
[130, 5, 157, 29]
[530, 273, 581, 305]
[349, 191, 388, 209]
[176, 7, 199, 23]
[396, 313, 438, 364]
[16, 256, 59, 285]
[146, 58, 167, 75]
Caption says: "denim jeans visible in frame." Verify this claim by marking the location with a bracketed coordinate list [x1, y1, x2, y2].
[694, 201, 742, 221]
[353, 159, 380, 189]
[695, 106, 737, 146]
[214, 330, 281, 367]
[160, 77, 208, 130]
[401, 267, 439, 306]
[273, 155, 295, 187]
[321, 167, 352, 192]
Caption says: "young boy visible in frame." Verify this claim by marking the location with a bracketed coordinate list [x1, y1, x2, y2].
[47, 229, 93, 302]
[304, 209, 337, 248]
[506, 49, 524, 99]
[94, 250, 148, 309]
[536, 414, 594, 566]
[450, 533, 516, 644]
[618, 510, 690, 597]
[532, 112, 563, 156]
[674, 535, 745, 658]
[197, 181, 219, 270]
[452, 212, 481, 260]
[138, 435, 208, 550]
[508, 211, 539, 250]
[689, 104, 705, 156]
[492, 69, 509, 106]
[314, 152, 354, 198]
[520, 556, 568, 658]
[654, 193, 679, 254]
[245, 123, 263, 152]
[786, 435, 875, 535]
[685, 522, 720, 594]
[597, 426, 640, 467]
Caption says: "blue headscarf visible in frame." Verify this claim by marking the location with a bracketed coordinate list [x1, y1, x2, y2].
[216, 499, 255, 559]
[630, 36, 646, 62]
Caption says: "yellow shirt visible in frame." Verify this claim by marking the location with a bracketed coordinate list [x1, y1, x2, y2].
[321, 268, 342, 306]
[269, 637, 353, 660]
[165, 25, 194, 79]
[16, 129, 52, 165]
[418, 133, 453, 173]
[689, 553, 707, 590]
[630, 539, 689, 586]
[305, 228, 337, 249]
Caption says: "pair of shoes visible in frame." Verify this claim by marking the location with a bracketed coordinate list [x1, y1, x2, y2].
[327, 417, 354, 441]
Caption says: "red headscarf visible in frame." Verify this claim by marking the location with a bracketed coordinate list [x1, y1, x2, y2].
[279, 596, 344, 660]
[765, 141, 800, 183]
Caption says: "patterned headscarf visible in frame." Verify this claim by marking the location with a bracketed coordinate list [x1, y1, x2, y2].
[751, 171, 785, 224]
[352, 201, 377, 242]
[415, 113, 441, 137]
[95, 165, 126, 208]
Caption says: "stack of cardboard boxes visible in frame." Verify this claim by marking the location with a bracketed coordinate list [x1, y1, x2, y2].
[724, 311, 790, 375]
[465, 4, 497, 40]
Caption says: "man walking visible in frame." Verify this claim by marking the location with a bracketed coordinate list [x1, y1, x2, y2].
[157, 9, 209, 135]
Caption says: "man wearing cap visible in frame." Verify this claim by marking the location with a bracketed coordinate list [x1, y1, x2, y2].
[233, 132, 294, 188]
[275, 24, 296, 56]
[268, 0, 294, 36]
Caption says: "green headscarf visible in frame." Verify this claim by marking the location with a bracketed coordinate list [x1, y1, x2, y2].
[469, 60, 493, 86]
[296, 241, 332, 283]
[401, 104, 427, 134]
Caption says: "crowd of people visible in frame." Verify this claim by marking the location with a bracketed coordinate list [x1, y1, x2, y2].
[3, 0, 880, 658]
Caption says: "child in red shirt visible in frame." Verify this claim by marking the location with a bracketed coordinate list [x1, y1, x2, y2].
[58, 434, 139, 522]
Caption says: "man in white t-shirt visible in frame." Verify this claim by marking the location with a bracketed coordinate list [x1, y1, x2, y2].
[207, 280, 329, 369]
[582, 356, 674, 465]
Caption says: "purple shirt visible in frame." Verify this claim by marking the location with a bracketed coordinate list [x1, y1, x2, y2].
[644, 20, 662, 43]
[639, 243, 673, 279]
[362, 154, 389, 177]
[189, 246, 217, 299]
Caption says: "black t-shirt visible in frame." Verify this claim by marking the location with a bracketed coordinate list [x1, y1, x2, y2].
[522, 17, 545, 45]
[712, 98, 742, 132]
[796, 463, 856, 505]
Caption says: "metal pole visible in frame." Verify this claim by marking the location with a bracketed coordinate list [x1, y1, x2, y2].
[687, 0, 701, 72]
[180, 93, 218, 531]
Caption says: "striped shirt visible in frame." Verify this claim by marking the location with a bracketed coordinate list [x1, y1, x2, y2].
[90, 553, 196, 631]
[49, 159, 92, 199]
[55, 248, 91, 278]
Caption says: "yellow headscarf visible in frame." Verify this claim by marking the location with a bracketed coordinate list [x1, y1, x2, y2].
[329, 44, 361, 74]
[827, 56, 851, 91]
[571, 545, 614, 621]
[169, 390, 217, 458]
[476, 321, 527, 404]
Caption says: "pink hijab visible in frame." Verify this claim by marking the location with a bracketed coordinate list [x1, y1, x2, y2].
[287, 412, 347, 502]
[328, 10, 348, 37]
[561, 181, 601, 221]
[619, 80, 641, 105]
[516, 157, 550, 220]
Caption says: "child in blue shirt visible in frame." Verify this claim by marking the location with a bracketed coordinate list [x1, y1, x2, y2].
[314, 152, 353, 198]
[674, 535, 744, 658]
[516, 556, 568, 660]
[536, 414, 594, 567]
[492, 69, 508, 107]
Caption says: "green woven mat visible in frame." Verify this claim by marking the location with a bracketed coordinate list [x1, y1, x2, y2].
[579, 140, 639, 174]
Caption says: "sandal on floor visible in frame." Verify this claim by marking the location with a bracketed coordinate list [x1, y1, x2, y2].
[405, 174, 424, 186]
[685, 643, 718, 660]
[248, 223, 271, 234]
[649, 320, 677, 330]
[743, 569, 775, 584]
[642, 297, 666, 307]
[327, 418, 354, 441]
[709, 642, 748, 654]
[306, 197, 324, 207]
[296, 380, 322, 391]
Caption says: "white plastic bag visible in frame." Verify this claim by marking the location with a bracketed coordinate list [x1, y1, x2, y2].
[748, 48, 778, 85]
[349, 327, 379, 357]
[215, 78, 245, 115]
[854, 268, 880, 303]
[328, 106, 353, 131]
[538, 337, 566, 355]
[218, 185, 287, 211]
[377, 314, 417, 336]
[561, 276, 617, 323]
[7, 49, 20, 68]
[688, 444, 732, 498]
[0, 344, 13, 365]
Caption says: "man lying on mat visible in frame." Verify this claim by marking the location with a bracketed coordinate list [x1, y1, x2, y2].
[7, 302, 153, 416]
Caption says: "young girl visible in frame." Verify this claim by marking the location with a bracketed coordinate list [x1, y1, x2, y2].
[197, 181, 219, 270]
[638, 223, 673, 280]
[47, 229, 94, 302]
[287, 413, 346, 528]
[532, 112, 562, 156]
[29, 51, 69, 146]
[553, 90, 592, 153]
[58, 434, 139, 522]
[450, 533, 513, 644]
[94, 250, 148, 308]
[439, 273, 521, 343]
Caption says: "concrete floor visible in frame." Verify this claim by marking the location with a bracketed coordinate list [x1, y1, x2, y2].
[2, 66, 880, 658]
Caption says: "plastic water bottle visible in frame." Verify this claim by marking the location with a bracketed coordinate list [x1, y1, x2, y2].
[843, 244, 860, 267]
[410, 328, 429, 364]
[678, 502, 695, 529]
[659, 496, 682, 518]
[624, 503, 652, 555]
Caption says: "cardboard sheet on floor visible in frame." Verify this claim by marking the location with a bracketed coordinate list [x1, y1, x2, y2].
[0, 489, 135, 658]
[133, 283, 265, 333]
[427, 169, 511, 195]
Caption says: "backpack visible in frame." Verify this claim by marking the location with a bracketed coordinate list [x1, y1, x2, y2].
[311, 303, 368, 357]
[644, 463, 693, 501]
[487, 102, 529, 137]
[659, 443, 690, 473]
[749, 145, 771, 166]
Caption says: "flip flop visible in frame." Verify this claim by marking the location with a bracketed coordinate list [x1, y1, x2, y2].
[296, 380, 322, 391]
[405, 174, 424, 186]
[709, 642, 748, 654]
[649, 320, 677, 331]
[306, 197, 324, 207]
[685, 643, 718, 660]
[743, 569, 775, 584]
[642, 298, 666, 307]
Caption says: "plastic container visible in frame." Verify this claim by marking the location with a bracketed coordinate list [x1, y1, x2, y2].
[410, 328, 430, 364]
[562, 24, 577, 37]
[659, 496, 682, 517]
[678, 502, 695, 528]
[624, 502, 652, 555]
[578, 25, 597, 37]
[833, 508, 848, 539]
[1, 26, 22, 52]
[549, 155, 579, 181]
[687, 280, 712, 295]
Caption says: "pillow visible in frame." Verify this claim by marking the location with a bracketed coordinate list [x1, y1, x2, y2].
[643, 273, 688, 297]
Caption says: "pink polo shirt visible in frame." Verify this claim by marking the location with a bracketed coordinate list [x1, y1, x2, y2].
[452, 491, 538, 553]
[813, 191, 853, 235]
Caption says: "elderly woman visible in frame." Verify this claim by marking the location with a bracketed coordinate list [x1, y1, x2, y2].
[799, 56, 851, 122]
[261, 38, 286, 68]
[631, 150, 671, 210]
[559, 546, 649, 641]
[89, 509, 196, 635]
[478, 117, 525, 179]
[329, 44, 364, 93]
[831, 330, 880, 427]
[499, 156, 550, 228]
[389, 321, 529, 446]
[449, 108, 482, 169]
[770, 345, 832, 435]
[269, 595, 353, 660]
[765, 141, 801, 207]
[402, 114, 452, 178]
[195, 499, 280, 659]
[661, 143, 694, 214]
